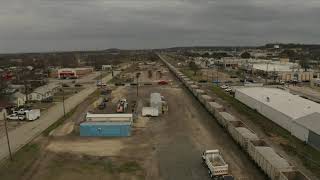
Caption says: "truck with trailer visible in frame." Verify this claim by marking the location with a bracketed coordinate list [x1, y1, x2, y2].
[202, 149, 230, 179]
[25, 109, 41, 121]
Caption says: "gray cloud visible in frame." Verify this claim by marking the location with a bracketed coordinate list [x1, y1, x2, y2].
[0, 0, 319, 53]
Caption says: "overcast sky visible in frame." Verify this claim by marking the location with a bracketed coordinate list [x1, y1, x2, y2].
[0, 0, 320, 53]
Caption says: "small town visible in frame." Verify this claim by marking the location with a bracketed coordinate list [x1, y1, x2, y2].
[0, 1, 320, 180]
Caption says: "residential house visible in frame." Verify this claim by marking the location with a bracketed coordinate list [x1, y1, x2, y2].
[28, 83, 60, 101]
[11, 92, 26, 107]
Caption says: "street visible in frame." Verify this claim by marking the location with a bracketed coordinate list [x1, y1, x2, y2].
[0, 71, 121, 162]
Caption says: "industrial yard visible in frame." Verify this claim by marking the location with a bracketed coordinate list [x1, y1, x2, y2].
[1, 49, 320, 180]
[0, 59, 268, 180]
[1, 0, 320, 179]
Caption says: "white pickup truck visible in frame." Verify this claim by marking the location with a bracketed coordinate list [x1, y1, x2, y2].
[202, 149, 230, 179]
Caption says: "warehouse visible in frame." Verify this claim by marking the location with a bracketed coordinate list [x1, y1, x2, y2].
[80, 113, 133, 137]
[235, 87, 320, 147]
[291, 112, 320, 149]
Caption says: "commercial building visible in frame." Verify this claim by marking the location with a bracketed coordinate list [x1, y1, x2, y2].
[235, 87, 320, 149]
[102, 65, 112, 71]
[80, 113, 133, 137]
[291, 112, 320, 149]
[50, 67, 94, 79]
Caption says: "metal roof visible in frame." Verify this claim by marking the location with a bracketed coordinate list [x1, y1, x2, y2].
[294, 112, 320, 135]
[236, 87, 320, 120]
[33, 83, 60, 94]
[81, 121, 131, 126]
[86, 113, 133, 118]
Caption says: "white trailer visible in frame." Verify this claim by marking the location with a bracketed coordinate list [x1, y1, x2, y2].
[202, 149, 229, 178]
[142, 107, 159, 117]
[25, 109, 40, 121]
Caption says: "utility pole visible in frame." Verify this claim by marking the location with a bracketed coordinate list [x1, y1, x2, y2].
[3, 113, 13, 161]
[216, 62, 219, 85]
[265, 62, 269, 84]
[62, 89, 66, 117]
[211, 68, 214, 83]
[136, 72, 140, 97]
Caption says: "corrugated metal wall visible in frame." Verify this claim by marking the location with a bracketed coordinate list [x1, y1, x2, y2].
[235, 90, 292, 131]
[291, 122, 309, 142]
[80, 123, 131, 137]
[308, 131, 320, 150]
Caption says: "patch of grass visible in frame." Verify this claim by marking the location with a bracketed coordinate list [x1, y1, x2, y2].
[0, 143, 40, 179]
[211, 85, 320, 177]
[94, 72, 112, 80]
[117, 161, 142, 173]
[43, 89, 100, 136]
[42, 106, 78, 136]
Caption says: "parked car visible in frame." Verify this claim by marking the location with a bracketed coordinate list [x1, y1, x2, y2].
[75, 83, 82, 87]
[13, 108, 30, 115]
[220, 85, 229, 89]
[225, 88, 232, 92]
[62, 83, 70, 87]
[97, 82, 107, 86]
[98, 102, 106, 110]
[158, 80, 169, 85]
[7, 113, 25, 120]
[42, 97, 53, 103]
[198, 79, 208, 83]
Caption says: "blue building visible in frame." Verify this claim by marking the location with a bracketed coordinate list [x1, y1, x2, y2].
[80, 121, 131, 137]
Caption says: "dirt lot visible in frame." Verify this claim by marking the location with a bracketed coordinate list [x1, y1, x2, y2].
[0, 62, 266, 180]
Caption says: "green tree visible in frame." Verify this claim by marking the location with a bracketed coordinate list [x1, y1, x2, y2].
[299, 59, 310, 72]
[189, 61, 200, 75]
[240, 52, 251, 59]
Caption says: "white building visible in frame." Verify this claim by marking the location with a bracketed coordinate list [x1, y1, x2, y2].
[291, 112, 320, 149]
[102, 65, 112, 71]
[11, 92, 26, 107]
[235, 87, 320, 149]
[28, 83, 60, 101]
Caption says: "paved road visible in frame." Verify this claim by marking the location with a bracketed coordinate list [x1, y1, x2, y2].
[289, 86, 320, 103]
[0, 72, 120, 162]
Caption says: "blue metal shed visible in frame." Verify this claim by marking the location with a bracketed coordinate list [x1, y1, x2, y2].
[80, 121, 131, 137]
